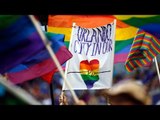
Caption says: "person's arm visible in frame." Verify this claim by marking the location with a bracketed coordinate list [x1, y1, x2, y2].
[74, 100, 86, 105]
[59, 92, 68, 105]
[59, 91, 86, 105]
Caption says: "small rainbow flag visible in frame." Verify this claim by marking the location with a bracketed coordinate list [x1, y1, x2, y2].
[125, 29, 160, 72]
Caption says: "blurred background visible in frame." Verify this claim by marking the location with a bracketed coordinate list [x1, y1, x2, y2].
[1, 55, 160, 105]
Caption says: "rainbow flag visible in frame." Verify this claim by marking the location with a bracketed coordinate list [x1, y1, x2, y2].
[0, 15, 44, 74]
[115, 15, 160, 39]
[125, 29, 160, 72]
[6, 32, 72, 84]
[48, 15, 137, 64]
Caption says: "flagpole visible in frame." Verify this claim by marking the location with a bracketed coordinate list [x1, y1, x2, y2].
[60, 22, 76, 105]
[112, 19, 116, 86]
[49, 82, 54, 105]
[43, 21, 54, 105]
[44, 24, 47, 31]
[105, 19, 116, 105]
[28, 15, 79, 104]
[154, 57, 160, 83]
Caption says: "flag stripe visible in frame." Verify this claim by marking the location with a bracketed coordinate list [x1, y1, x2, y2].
[114, 54, 128, 63]
[115, 38, 133, 53]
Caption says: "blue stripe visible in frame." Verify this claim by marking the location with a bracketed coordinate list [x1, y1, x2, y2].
[0, 17, 39, 52]
[8, 33, 66, 72]
[116, 44, 131, 54]
[47, 32, 65, 52]
[140, 23, 160, 38]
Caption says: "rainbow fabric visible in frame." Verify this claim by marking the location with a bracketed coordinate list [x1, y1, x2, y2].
[125, 29, 160, 72]
[0, 15, 44, 73]
[115, 15, 160, 39]
[6, 32, 72, 84]
[48, 15, 137, 64]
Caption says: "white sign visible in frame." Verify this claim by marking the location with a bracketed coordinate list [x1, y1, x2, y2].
[63, 20, 116, 90]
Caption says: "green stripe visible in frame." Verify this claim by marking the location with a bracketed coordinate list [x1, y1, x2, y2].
[149, 38, 160, 51]
[131, 46, 141, 51]
[150, 46, 159, 56]
[122, 15, 160, 27]
[115, 38, 133, 53]
[145, 57, 151, 63]
[126, 62, 133, 70]
[139, 60, 144, 66]
[81, 75, 99, 81]
[0, 15, 21, 29]
[128, 54, 145, 61]
[64, 41, 69, 48]
[136, 33, 145, 37]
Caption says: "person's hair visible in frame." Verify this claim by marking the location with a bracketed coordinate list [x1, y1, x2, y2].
[109, 93, 145, 105]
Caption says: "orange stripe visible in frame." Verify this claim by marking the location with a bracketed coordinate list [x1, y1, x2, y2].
[147, 53, 152, 61]
[143, 39, 157, 50]
[136, 60, 143, 67]
[129, 50, 140, 55]
[131, 45, 141, 50]
[130, 61, 136, 68]
[126, 64, 132, 72]
[148, 47, 156, 57]
[48, 15, 130, 28]
[141, 59, 146, 65]
[80, 64, 91, 70]
[116, 19, 130, 28]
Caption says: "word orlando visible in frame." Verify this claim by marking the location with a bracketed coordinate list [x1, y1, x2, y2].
[73, 24, 113, 56]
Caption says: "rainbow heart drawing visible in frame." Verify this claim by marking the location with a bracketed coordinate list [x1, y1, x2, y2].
[80, 59, 99, 88]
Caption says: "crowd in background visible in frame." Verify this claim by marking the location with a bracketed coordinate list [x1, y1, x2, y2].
[0, 55, 159, 105]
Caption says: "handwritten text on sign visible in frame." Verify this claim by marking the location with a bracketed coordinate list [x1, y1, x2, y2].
[73, 24, 113, 56]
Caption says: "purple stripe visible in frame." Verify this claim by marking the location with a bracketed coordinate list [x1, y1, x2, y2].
[114, 53, 129, 64]
[0, 32, 44, 73]
[7, 47, 72, 84]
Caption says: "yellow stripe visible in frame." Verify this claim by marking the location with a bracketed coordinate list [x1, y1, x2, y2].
[114, 15, 158, 20]
[129, 62, 134, 68]
[126, 65, 131, 72]
[48, 27, 72, 41]
[141, 59, 146, 64]
[151, 37, 160, 46]
[116, 26, 138, 41]
[48, 26, 138, 41]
